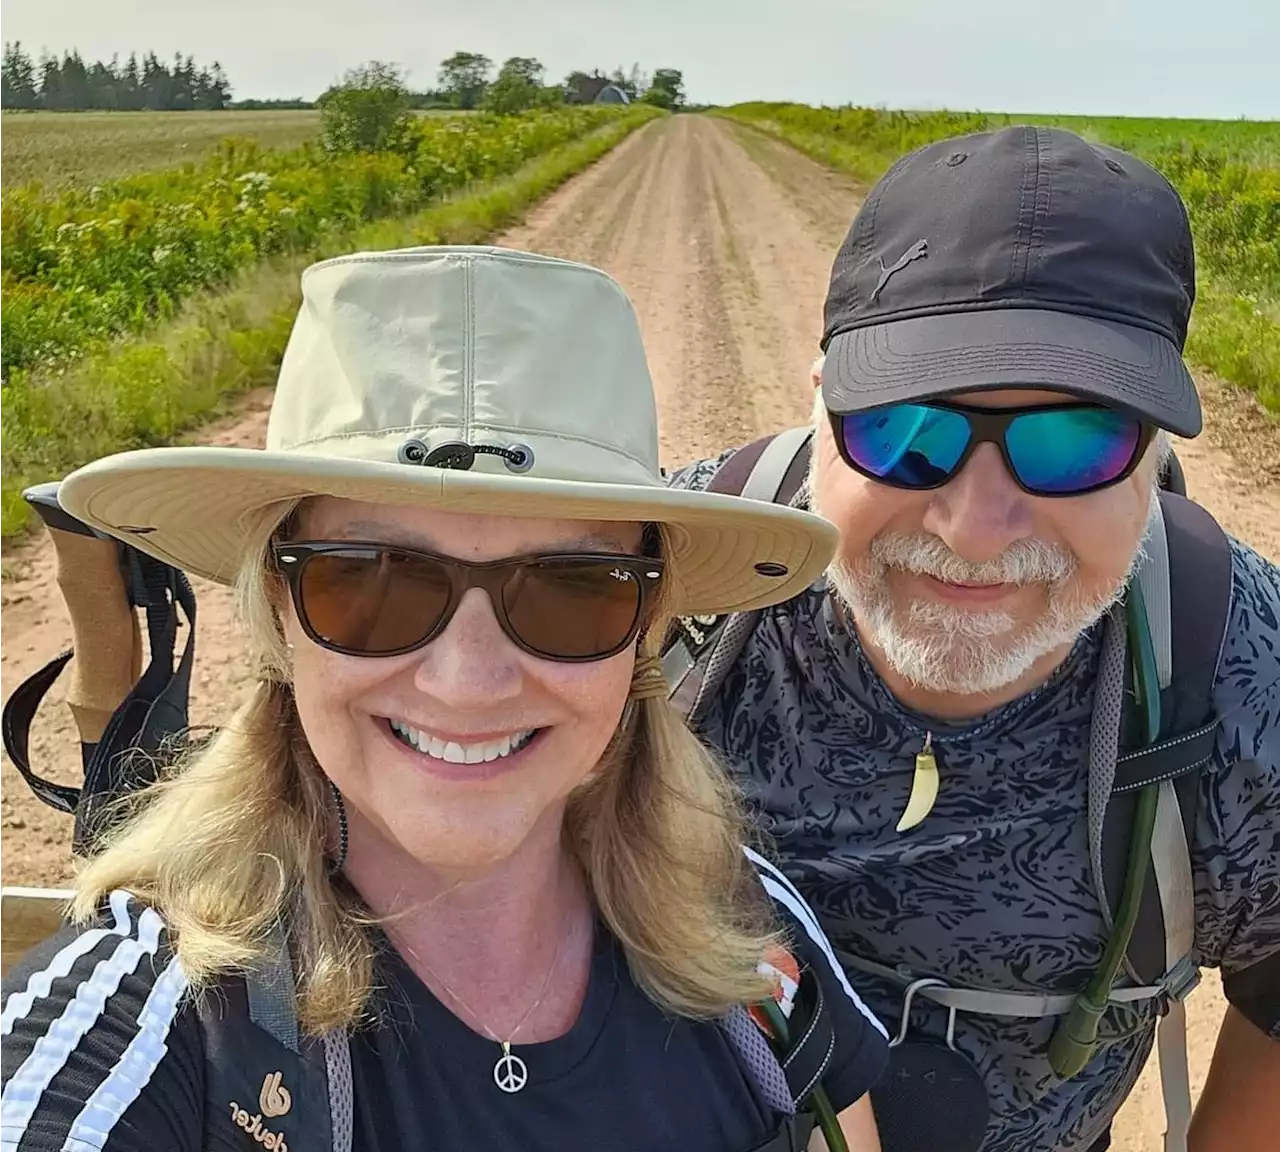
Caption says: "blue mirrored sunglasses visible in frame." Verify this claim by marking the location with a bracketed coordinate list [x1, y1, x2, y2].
[829, 400, 1154, 497]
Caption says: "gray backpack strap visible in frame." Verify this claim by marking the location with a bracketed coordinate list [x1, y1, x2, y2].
[242, 927, 353, 1152]
[1132, 508, 1193, 1152]
[1087, 491, 1231, 1152]
[664, 427, 814, 719]
[737, 426, 814, 502]
[320, 1029, 354, 1152]
[246, 924, 301, 1051]
[720, 1005, 796, 1115]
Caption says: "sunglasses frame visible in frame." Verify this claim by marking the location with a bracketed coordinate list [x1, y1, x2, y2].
[273, 541, 665, 663]
[828, 399, 1155, 498]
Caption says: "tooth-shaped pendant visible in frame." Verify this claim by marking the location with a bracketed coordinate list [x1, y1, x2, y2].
[896, 733, 939, 832]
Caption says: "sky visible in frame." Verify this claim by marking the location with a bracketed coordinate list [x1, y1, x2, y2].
[3, 0, 1277, 120]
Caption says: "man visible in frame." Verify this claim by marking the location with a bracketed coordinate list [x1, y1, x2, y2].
[667, 127, 1279, 1152]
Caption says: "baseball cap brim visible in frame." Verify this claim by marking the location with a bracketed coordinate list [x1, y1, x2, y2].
[822, 308, 1201, 437]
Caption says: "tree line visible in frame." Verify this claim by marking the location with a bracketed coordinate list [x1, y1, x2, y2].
[2, 43, 231, 111]
[0, 44, 685, 115]
[426, 53, 685, 112]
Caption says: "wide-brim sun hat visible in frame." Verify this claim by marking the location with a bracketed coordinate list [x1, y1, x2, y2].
[59, 246, 838, 618]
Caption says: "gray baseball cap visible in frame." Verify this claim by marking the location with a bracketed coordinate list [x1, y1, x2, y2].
[820, 126, 1202, 437]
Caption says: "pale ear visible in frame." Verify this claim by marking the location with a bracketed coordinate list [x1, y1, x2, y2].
[810, 354, 825, 391]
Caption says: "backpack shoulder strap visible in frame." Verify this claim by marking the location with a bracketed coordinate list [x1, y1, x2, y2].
[1, 546, 197, 856]
[195, 928, 351, 1152]
[720, 963, 832, 1151]
[1094, 492, 1231, 1152]
[1098, 491, 1233, 985]
[663, 428, 814, 720]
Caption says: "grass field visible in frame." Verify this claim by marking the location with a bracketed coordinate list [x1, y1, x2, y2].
[1, 110, 323, 188]
[0, 106, 662, 536]
[718, 105, 1280, 412]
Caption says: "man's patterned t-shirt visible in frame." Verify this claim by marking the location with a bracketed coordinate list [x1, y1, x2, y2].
[669, 453, 1280, 1152]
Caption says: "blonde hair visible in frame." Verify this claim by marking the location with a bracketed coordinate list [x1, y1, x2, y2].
[71, 504, 777, 1034]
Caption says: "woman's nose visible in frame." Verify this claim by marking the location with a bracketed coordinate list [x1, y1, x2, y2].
[410, 588, 524, 705]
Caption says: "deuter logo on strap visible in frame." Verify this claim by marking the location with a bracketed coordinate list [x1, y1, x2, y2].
[227, 1070, 292, 1150]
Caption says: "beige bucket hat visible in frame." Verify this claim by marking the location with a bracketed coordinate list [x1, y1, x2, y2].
[59, 246, 837, 617]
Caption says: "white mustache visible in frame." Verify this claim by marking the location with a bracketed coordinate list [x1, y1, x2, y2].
[868, 533, 1076, 588]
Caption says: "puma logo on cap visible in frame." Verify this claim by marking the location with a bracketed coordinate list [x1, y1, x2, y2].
[869, 239, 929, 304]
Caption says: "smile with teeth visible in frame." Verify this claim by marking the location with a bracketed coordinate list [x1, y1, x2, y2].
[388, 720, 537, 764]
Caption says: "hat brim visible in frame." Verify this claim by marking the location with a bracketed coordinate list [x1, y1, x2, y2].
[58, 448, 838, 618]
[822, 308, 1201, 437]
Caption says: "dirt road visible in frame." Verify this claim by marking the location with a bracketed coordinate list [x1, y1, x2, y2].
[3, 114, 1277, 1150]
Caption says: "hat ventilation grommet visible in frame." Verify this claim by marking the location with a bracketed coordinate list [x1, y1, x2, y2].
[397, 439, 429, 465]
[502, 443, 534, 473]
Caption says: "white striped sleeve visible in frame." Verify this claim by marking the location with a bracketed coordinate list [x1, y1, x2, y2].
[1, 893, 200, 1152]
[744, 845, 889, 1041]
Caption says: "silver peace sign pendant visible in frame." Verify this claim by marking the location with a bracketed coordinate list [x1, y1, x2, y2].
[493, 1042, 529, 1094]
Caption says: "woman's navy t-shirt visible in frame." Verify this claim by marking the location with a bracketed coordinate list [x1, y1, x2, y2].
[1, 855, 889, 1151]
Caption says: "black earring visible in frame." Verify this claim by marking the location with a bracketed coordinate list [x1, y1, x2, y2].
[328, 780, 349, 876]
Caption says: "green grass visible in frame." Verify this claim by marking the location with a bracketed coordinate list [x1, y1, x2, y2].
[0, 110, 323, 189]
[0, 108, 662, 537]
[2, 108, 628, 382]
[716, 105, 1280, 413]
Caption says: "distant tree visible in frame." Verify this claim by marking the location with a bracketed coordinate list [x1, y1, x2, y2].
[37, 52, 63, 110]
[317, 61, 411, 153]
[207, 61, 232, 109]
[2, 42, 38, 109]
[121, 53, 142, 109]
[608, 63, 647, 101]
[482, 56, 544, 114]
[438, 51, 492, 109]
[535, 84, 564, 109]
[642, 68, 685, 110]
[405, 87, 453, 109]
[167, 53, 192, 111]
[87, 59, 117, 109]
[141, 52, 169, 110]
[232, 96, 311, 109]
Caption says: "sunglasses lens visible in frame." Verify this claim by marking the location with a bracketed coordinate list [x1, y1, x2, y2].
[298, 549, 451, 654]
[503, 558, 646, 660]
[839, 404, 971, 487]
[1006, 408, 1143, 494]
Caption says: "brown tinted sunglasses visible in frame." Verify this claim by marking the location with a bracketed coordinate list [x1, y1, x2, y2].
[273, 542, 665, 663]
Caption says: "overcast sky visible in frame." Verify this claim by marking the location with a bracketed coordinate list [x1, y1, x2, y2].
[4, 0, 1277, 119]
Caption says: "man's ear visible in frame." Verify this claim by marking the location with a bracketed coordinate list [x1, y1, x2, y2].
[810, 355, 824, 391]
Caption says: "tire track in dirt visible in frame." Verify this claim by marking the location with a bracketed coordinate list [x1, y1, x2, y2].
[506, 116, 759, 461]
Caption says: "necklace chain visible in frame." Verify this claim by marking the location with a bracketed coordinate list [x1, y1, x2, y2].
[421, 924, 569, 1094]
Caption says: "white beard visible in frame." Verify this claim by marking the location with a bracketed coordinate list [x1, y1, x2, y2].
[818, 503, 1156, 698]
[805, 391, 1163, 696]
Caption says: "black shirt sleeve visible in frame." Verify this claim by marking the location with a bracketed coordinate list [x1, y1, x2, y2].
[1, 893, 204, 1152]
[745, 846, 891, 1111]
[1222, 949, 1280, 1039]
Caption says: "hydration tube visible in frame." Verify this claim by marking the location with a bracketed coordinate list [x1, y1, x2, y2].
[755, 997, 849, 1152]
[1047, 583, 1163, 1078]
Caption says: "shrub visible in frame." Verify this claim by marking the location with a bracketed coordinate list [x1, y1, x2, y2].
[317, 62, 412, 154]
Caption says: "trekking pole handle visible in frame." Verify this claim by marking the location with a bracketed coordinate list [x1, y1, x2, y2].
[23, 482, 114, 540]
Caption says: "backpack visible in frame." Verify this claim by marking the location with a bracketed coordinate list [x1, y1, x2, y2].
[659, 427, 1233, 1152]
[1, 488, 849, 1152]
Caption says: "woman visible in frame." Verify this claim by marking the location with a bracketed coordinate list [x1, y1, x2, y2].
[1, 247, 887, 1151]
